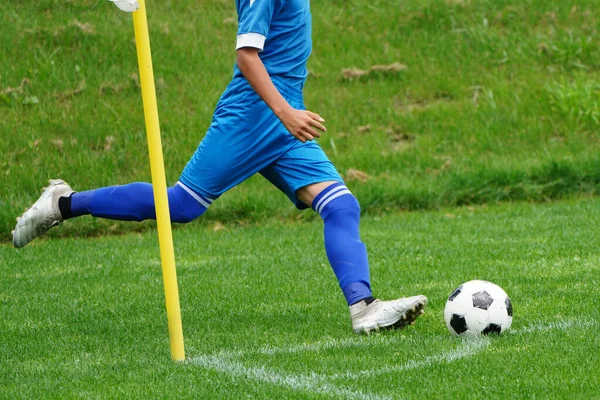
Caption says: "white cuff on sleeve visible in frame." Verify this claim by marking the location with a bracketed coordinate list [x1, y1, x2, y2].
[236, 33, 267, 51]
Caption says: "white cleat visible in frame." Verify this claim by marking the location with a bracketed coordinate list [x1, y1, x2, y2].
[350, 295, 428, 334]
[12, 179, 74, 248]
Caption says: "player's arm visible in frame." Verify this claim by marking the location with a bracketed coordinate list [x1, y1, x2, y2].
[236, 48, 326, 143]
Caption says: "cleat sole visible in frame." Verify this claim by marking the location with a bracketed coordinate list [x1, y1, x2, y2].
[391, 301, 427, 330]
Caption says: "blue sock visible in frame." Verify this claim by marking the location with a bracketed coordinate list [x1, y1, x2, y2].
[70, 181, 212, 223]
[313, 182, 373, 305]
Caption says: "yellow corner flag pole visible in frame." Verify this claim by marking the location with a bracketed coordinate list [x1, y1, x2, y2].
[131, 0, 185, 361]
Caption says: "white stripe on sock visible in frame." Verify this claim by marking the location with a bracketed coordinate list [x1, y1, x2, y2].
[314, 185, 348, 212]
[317, 190, 352, 214]
[177, 181, 212, 208]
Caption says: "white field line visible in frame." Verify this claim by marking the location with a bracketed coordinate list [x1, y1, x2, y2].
[509, 318, 597, 335]
[187, 354, 390, 400]
[331, 338, 490, 379]
[332, 319, 598, 380]
[187, 318, 596, 398]
[239, 318, 598, 357]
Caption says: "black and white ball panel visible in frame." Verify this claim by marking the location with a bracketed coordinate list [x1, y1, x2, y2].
[505, 297, 513, 317]
[472, 290, 494, 310]
[448, 285, 463, 301]
[444, 280, 512, 336]
[450, 314, 468, 335]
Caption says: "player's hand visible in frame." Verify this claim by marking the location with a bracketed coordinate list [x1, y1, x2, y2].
[278, 108, 326, 143]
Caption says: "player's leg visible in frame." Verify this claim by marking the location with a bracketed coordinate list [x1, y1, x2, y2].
[12, 180, 211, 248]
[61, 181, 211, 222]
[262, 140, 427, 333]
[13, 79, 284, 249]
[295, 180, 373, 305]
[296, 181, 427, 333]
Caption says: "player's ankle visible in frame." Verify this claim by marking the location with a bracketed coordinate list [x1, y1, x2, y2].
[58, 195, 73, 220]
[350, 296, 376, 306]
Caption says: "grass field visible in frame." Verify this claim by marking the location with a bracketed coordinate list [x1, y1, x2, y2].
[1, 0, 599, 239]
[2, 0, 600, 398]
[2, 199, 599, 398]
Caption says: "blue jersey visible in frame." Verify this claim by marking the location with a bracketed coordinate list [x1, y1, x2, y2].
[180, 0, 341, 210]
[233, 0, 312, 89]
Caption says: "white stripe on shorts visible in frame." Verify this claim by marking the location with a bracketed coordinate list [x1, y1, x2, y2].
[177, 181, 213, 209]
[317, 189, 352, 214]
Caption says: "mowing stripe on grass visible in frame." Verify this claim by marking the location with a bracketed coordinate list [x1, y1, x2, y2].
[188, 354, 389, 400]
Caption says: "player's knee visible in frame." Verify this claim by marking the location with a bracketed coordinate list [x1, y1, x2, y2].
[167, 184, 209, 224]
[330, 197, 360, 221]
[170, 210, 199, 224]
[348, 195, 361, 211]
[313, 183, 361, 221]
[321, 196, 361, 223]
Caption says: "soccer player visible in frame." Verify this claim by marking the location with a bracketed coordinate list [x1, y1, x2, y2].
[12, 0, 427, 333]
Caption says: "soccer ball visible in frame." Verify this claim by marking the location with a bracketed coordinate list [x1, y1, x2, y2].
[444, 280, 513, 336]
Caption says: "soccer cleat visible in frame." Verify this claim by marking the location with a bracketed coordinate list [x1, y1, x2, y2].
[12, 179, 74, 248]
[349, 295, 428, 334]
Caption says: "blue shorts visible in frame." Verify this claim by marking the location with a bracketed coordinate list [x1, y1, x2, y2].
[179, 77, 343, 210]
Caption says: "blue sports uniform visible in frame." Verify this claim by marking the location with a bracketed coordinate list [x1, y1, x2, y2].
[63, 0, 373, 306]
[179, 0, 342, 209]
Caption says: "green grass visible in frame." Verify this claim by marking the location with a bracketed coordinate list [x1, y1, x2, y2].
[1, 1, 599, 396]
[2, 198, 599, 398]
[1, 0, 599, 240]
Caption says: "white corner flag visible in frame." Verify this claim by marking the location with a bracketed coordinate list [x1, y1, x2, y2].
[109, 0, 139, 12]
